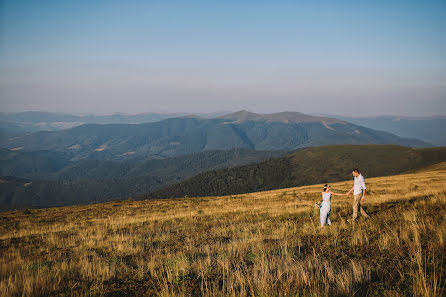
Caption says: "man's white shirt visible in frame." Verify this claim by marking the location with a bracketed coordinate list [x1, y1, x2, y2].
[354, 174, 366, 195]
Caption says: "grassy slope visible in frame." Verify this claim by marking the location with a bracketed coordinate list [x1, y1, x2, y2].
[146, 145, 446, 199]
[0, 162, 445, 296]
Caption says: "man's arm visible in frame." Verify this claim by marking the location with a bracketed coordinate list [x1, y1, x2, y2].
[346, 185, 354, 195]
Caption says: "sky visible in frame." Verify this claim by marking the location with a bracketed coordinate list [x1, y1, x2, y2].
[1, 0, 445, 116]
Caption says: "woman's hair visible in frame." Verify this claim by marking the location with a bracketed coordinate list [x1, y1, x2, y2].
[323, 184, 329, 192]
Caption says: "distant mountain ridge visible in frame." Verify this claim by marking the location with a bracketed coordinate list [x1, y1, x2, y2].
[220, 110, 345, 125]
[0, 111, 234, 135]
[1, 111, 430, 160]
[0, 111, 185, 136]
[334, 115, 446, 146]
[3, 111, 443, 147]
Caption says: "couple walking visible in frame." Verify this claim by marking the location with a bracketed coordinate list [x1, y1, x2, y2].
[317, 168, 369, 227]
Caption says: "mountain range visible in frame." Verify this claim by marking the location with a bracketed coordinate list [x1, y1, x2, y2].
[0, 111, 184, 134]
[1, 110, 444, 211]
[336, 115, 446, 146]
[1, 111, 429, 161]
[2, 111, 444, 147]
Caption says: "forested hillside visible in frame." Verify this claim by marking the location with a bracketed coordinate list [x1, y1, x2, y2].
[144, 145, 446, 199]
[0, 149, 282, 211]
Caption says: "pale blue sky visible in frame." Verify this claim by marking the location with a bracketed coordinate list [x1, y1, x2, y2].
[1, 0, 445, 115]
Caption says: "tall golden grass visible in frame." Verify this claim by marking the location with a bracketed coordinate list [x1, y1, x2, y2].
[1, 162, 445, 296]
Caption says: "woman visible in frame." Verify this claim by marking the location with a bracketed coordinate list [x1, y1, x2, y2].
[316, 184, 345, 227]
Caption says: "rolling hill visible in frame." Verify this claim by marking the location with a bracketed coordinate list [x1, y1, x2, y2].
[2, 111, 430, 160]
[144, 145, 446, 199]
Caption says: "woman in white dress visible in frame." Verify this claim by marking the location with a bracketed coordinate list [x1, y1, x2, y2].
[317, 184, 345, 227]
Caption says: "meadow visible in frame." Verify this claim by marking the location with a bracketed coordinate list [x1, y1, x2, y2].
[1, 163, 445, 296]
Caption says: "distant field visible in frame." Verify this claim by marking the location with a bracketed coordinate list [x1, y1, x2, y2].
[1, 163, 445, 296]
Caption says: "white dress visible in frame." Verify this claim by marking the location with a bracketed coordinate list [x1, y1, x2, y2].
[320, 192, 332, 226]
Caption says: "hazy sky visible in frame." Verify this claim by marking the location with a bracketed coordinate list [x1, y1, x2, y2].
[1, 0, 445, 116]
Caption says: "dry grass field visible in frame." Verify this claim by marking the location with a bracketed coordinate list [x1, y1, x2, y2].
[1, 162, 445, 296]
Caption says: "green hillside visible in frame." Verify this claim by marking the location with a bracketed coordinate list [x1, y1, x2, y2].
[0, 149, 282, 211]
[144, 145, 446, 199]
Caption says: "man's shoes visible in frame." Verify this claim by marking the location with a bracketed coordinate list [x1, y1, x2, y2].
[347, 218, 358, 223]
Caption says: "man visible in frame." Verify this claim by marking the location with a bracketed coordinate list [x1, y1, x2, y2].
[346, 168, 369, 221]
